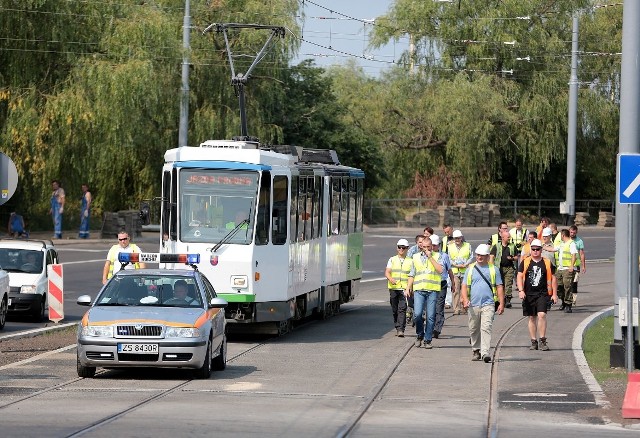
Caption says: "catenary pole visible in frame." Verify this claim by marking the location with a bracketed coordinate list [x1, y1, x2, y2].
[565, 15, 578, 225]
[613, 0, 640, 369]
[178, 0, 191, 148]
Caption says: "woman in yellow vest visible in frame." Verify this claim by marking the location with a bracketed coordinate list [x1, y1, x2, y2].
[406, 236, 443, 349]
[384, 239, 412, 337]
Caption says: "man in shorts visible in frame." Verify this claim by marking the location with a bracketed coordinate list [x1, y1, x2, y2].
[516, 239, 558, 351]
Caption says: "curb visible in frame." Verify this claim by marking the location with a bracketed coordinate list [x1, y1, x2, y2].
[0, 321, 77, 342]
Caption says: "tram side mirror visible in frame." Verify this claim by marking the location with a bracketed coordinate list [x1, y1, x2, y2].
[139, 202, 150, 225]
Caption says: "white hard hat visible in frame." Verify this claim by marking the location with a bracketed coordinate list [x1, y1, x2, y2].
[397, 239, 409, 247]
[429, 235, 440, 245]
[475, 244, 491, 255]
[531, 239, 542, 248]
[452, 229, 463, 238]
[542, 227, 552, 237]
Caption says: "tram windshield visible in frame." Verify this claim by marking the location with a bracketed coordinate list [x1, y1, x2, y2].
[179, 169, 258, 244]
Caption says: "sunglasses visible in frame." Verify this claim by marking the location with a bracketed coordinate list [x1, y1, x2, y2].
[397, 246, 408, 249]
[118, 237, 129, 241]
[531, 247, 542, 251]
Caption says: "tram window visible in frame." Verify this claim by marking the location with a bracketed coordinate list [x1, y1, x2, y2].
[256, 171, 271, 245]
[312, 175, 321, 239]
[340, 177, 349, 235]
[290, 176, 298, 243]
[171, 168, 178, 240]
[304, 177, 313, 241]
[161, 170, 171, 241]
[272, 176, 288, 245]
[356, 178, 364, 232]
[298, 178, 307, 241]
[330, 178, 341, 235]
[349, 178, 357, 233]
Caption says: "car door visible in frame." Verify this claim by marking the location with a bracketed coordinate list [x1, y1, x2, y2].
[201, 275, 224, 347]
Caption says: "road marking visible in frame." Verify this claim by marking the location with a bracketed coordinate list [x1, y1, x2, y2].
[502, 400, 596, 405]
[61, 259, 106, 265]
[0, 344, 76, 371]
[362, 277, 385, 283]
[57, 249, 106, 253]
[512, 393, 567, 397]
[0, 322, 76, 341]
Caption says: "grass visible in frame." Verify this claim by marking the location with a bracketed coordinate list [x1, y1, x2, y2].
[583, 315, 627, 383]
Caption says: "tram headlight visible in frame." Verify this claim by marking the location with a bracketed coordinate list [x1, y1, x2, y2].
[231, 275, 248, 289]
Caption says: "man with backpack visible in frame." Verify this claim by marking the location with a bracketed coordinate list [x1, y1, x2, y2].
[516, 239, 558, 351]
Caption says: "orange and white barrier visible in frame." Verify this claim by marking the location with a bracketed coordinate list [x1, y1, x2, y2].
[47, 264, 64, 323]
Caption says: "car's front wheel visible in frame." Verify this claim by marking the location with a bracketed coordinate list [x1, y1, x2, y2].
[32, 296, 45, 322]
[194, 338, 212, 379]
[77, 351, 96, 378]
[0, 295, 7, 329]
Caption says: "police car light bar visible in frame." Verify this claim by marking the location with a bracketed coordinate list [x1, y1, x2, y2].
[118, 253, 200, 264]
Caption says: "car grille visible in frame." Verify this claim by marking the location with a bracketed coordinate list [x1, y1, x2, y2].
[118, 353, 159, 362]
[115, 325, 162, 337]
[162, 353, 193, 361]
[86, 352, 114, 360]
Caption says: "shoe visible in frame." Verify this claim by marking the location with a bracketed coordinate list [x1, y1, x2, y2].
[472, 350, 481, 361]
[505, 297, 512, 309]
[558, 303, 565, 311]
[546, 301, 552, 311]
[483, 354, 491, 363]
[529, 340, 538, 350]
[539, 338, 549, 351]
[424, 341, 433, 349]
[445, 303, 452, 309]
[415, 337, 423, 347]
[432, 330, 440, 339]
[397, 330, 405, 338]
[564, 304, 573, 313]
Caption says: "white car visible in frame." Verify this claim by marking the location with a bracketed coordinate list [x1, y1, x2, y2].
[0, 239, 59, 321]
[0, 267, 8, 329]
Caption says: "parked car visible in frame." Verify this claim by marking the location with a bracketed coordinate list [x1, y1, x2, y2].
[0, 239, 59, 322]
[76, 252, 228, 378]
[0, 267, 9, 329]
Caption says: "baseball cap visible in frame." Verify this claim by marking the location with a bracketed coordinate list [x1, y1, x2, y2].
[530, 239, 542, 248]
[475, 244, 491, 255]
[452, 229, 463, 238]
[542, 227, 552, 237]
[397, 239, 409, 247]
[429, 235, 440, 245]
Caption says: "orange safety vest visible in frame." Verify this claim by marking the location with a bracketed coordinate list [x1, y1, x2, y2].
[521, 256, 553, 296]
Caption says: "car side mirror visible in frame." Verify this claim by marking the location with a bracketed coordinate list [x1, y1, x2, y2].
[77, 295, 92, 306]
[208, 297, 228, 309]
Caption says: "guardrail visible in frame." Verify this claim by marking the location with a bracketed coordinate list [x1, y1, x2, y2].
[363, 198, 616, 225]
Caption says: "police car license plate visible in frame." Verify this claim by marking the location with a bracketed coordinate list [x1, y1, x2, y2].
[118, 343, 158, 354]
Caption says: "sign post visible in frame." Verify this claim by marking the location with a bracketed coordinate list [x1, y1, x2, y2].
[47, 264, 64, 323]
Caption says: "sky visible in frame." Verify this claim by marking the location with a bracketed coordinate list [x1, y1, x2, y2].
[292, 0, 410, 77]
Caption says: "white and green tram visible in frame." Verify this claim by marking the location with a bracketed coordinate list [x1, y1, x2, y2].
[158, 139, 364, 334]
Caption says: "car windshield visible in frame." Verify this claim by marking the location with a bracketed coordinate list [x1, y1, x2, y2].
[0, 248, 43, 273]
[96, 275, 203, 308]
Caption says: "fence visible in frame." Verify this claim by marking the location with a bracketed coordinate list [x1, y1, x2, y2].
[363, 198, 616, 226]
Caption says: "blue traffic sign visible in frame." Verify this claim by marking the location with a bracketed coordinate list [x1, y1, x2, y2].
[619, 153, 640, 204]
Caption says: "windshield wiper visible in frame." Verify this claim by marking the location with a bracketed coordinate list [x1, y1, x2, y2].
[211, 218, 249, 253]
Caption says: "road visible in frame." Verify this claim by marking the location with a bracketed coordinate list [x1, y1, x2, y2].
[1, 226, 637, 436]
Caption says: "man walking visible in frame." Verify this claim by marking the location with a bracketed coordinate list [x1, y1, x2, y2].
[509, 218, 528, 251]
[555, 229, 578, 313]
[569, 225, 586, 306]
[448, 229, 473, 315]
[384, 239, 412, 337]
[517, 239, 558, 351]
[102, 231, 146, 284]
[430, 234, 454, 339]
[461, 244, 505, 363]
[406, 235, 443, 349]
[490, 230, 517, 308]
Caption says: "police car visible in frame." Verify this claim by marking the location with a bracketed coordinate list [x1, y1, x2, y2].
[76, 252, 227, 379]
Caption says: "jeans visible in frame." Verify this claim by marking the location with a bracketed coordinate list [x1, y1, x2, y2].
[414, 290, 438, 342]
[434, 280, 447, 334]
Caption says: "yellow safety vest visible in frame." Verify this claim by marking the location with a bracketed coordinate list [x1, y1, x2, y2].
[555, 241, 574, 268]
[509, 228, 528, 246]
[107, 243, 141, 279]
[411, 252, 441, 292]
[448, 242, 472, 275]
[387, 256, 412, 290]
[466, 262, 498, 302]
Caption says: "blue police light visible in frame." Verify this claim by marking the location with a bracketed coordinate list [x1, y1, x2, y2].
[118, 253, 140, 263]
[158, 253, 200, 264]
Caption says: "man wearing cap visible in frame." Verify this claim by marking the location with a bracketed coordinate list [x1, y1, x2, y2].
[406, 235, 443, 349]
[555, 229, 578, 313]
[461, 244, 504, 363]
[430, 234, 454, 339]
[448, 229, 473, 315]
[385, 239, 412, 337]
[517, 239, 558, 351]
[490, 230, 517, 308]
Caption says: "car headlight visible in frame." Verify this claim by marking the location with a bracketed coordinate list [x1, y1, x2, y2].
[165, 327, 200, 338]
[20, 285, 37, 294]
[81, 325, 114, 337]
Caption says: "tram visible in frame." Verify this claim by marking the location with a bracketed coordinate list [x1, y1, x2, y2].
[157, 139, 364, 334]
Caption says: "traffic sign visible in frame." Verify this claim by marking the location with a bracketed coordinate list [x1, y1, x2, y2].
[619, 153, 640, 204]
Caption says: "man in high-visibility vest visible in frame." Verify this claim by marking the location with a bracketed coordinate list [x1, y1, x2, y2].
[569, 225, 586, 306]
[461, 244, 505, 363]
[535, 217, 550, 239]
[517, 239, 558, 351]
[509, 218, 528, 251]
[556, 229, 578, 312]
[430, 234, 454, 339]
[406, 235, 443, 349]
[449, 229, 473, 315]
[490, 230, 518, 308]
[102, 231, 146, 284]
[384, 239, 412, 337]
[488, 221, 509, 252]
